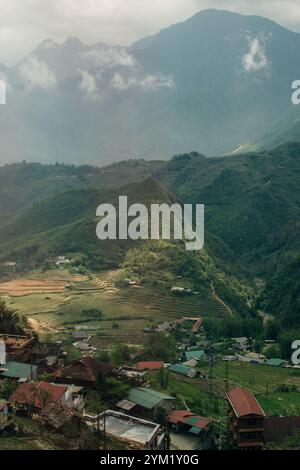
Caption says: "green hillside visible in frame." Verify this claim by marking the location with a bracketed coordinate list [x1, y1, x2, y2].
[156, 144, 300, 327]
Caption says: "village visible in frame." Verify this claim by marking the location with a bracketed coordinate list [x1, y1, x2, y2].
[1, 302, 300, 451]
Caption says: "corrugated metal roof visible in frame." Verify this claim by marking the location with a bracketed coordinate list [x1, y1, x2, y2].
[227, 387, 265, 418]
[168, 410, 211, 429]
[0, 361, 37, 379]
[169, 364, 198, 377]
[128, 387, 175, 410]
[116, 399, 136, 411]
[266, 358, 285, 367]
[183, 350, 205, 361]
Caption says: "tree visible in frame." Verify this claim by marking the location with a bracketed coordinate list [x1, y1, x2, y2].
[81, 308, 103, 320]
[0, 379, 18, 400]
[265, 319, 281, 341]
[105, 378, 130, 401]
[0, 300, 28, 335]
[110, 343, 131, 365]
[144, 333, 176, 362]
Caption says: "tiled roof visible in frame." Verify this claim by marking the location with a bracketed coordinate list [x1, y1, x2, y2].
[227, 387, 265, 418]
[9, 382, 68, 408]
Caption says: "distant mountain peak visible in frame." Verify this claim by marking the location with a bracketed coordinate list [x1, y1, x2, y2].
[63, 37, 83, 47]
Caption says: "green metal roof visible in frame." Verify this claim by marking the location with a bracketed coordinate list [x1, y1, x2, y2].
[128, 387, 175, 410]
[0, 361, 37, 379]
[189, 426, 202, 435]
[266, 358, 286, 367]
[169, 364, 198, 377]
[183, 350, 205, 361]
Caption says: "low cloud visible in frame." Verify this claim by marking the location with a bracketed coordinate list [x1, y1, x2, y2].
[242, 36, 270, 72]
[111, 72, 175, 91]
[19, 56, 57, 91]
[82, 48, 136, 69]
[78, 69, 99, 101]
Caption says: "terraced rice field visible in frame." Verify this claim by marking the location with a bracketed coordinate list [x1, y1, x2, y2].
[4, 268, 230, 344]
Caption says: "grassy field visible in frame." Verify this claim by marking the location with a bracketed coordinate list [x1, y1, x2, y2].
[202, 360, 300, 416]
[149, 371, 227, 419]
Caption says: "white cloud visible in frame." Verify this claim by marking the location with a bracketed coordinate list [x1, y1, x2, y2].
[242, 36, 270, 72]
[19, 56, 57, 91]
[78, 69, 99, 101]
[82, 48, 136, 69]
[111, 72, 175, 91]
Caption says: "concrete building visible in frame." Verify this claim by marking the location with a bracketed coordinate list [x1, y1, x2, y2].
[96, 410, 166, 450]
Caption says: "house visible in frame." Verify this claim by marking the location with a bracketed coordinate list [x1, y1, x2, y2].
[182, 350, 205, 362]
[266, 358, 287, 367]
[231, 337, 250, 352]
[168, 410, 212, 450]
[52, 356, 113, 386]
[0, 361, 37, 382]
[9, 381, 75, 411]
[135, 361, 164, 371]
[169, 364, 198, 378]
[40, 402, 82, 433]
[115, 366, 146, 385]
[55, 256, 71, 266]
[242, 352, 266, 364]
[92, 410, 166, 450]
[0, 334, 35, 362]
[227, 386, 265, 450]
[264, 417, 300, 447]
[116, 387, 175, 420]
[0, 400, 8, 431]
[182, 358, 198, 368]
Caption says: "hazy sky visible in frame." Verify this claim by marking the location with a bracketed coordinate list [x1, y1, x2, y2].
[1, 0, 300, 66]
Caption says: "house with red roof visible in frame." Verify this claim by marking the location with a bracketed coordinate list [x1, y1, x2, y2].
[227, 386, 265, 450]
[135, 361, 164, 371]
[167, 410, 212, 450]
[9, 381, 73, 411]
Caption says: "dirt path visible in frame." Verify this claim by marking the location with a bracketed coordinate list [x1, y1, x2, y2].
[210, 281, 233, 317]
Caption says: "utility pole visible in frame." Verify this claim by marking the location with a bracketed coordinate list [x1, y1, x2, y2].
[225, 360, 229, 393]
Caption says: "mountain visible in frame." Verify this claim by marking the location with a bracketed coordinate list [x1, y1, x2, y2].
[236, 108, 300, 153]
[0, 159, 163, 221]
[155, 143, 300, 327]
[0, 170, 251, 317]
[1, 9, 300, 165]
[0, 140, 299, 324]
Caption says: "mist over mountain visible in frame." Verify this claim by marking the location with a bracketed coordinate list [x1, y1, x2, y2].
[1, 9, 300, 165]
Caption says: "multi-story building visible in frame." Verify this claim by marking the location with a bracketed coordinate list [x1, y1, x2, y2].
[227, 386, 265, 450]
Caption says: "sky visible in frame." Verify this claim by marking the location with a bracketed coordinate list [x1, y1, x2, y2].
[1, 0, 300, 66]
